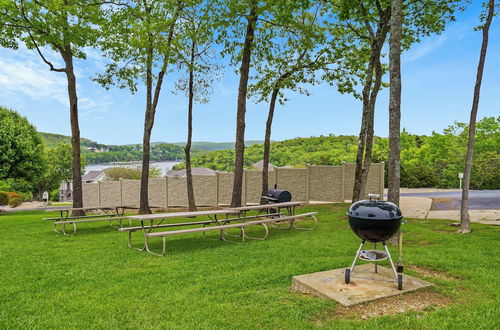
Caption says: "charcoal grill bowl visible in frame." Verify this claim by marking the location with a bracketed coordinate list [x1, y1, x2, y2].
[347, 199, 403, 243]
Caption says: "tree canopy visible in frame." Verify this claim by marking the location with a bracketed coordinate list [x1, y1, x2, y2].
[0, 106, 44, 183]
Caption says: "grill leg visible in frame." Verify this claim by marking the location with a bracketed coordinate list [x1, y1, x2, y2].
[349, 240, 365, 274]
[382, 241, 398, 280]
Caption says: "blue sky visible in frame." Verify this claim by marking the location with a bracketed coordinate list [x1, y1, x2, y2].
[0, 2, 498, 145]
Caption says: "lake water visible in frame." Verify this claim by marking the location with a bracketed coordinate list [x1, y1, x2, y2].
[85, 161, 180, 176]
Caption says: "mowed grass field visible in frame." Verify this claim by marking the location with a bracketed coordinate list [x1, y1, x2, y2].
[0, 204, 498, 329]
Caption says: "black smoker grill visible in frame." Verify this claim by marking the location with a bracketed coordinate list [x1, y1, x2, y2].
[264, 189, 292, 203]
[345, 193, 405, 290]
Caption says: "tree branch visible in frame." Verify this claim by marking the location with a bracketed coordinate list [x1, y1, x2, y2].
[28, 31, 66, 72]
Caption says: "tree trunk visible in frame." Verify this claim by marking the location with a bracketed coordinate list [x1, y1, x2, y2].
[460, 0, 495, 234]
[139, 45, 154, 214]
[62, 49, 84, 216]
[38, 186, 44, 202]
[260, 88, 279, 204]
[388, 0, 403, 245]
[388, 0, 403, 205]
[185, 39, 197, 212]
[231, 5, 257, 207]
[352, 42, 386, 201]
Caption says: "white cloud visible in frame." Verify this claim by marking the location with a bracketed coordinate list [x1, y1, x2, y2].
[0, 55, 69, 106]
[404, 34, 447, 62]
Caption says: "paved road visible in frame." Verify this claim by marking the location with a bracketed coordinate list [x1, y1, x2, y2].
[400, 190, 500, 210]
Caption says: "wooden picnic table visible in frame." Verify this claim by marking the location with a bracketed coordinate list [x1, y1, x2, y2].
[44, 205, 141, 235]
[124, 209, 241, 253]
[121, 202, 312, 255]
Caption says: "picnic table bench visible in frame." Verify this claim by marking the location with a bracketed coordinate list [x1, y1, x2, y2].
[43, 205, 141, 235]
[121, 202, 317, 256]
[144, 212, 318, 256]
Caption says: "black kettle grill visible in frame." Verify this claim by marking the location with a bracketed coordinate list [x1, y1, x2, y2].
[345, 194, 405, 290]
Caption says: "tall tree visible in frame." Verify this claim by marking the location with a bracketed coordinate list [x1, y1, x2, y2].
[387, 0, 403, 205]
[95, 0, 183, 214]
[174, 0, 220, 211]
[460, 0, 495, 234]
[230, 0, 258, 207]
[0, 106, 44, 183]
[248, 4, 354, 202]
[218, 0, 309, 207]
[328, 0, 464, 201]
[34, 144, 86, 201]
[0, 0, 103, 212]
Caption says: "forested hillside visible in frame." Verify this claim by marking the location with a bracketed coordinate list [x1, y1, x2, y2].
[83, 144, 190, 163]
[40, 132, 101, 149]
[170, 141, 264, 151]
[173, 117, 499, 189]
[40, 133, 197, 164]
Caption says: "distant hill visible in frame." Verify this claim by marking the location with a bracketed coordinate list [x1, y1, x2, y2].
[171, 140, 265, 151]
[39, 132, 99, 148]
[41, 132, 265, 152]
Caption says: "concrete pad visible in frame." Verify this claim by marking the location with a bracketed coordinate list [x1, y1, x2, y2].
[399, 197, 432, 219]
[292, 264, 433, 306]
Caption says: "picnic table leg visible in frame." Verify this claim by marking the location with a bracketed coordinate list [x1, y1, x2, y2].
[53, 210, 65, 234]
[221, 213, 248, 240]
[144, 232, 164, 256]
[221, 227, 246, 243]
[61, 221, 77, 236]
[292, 214, 318, 231]
[271, 214, 293, 230]
[131, 220, 149, 252]
[242, 223, 269, 241]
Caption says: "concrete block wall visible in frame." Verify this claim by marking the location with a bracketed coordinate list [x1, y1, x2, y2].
[82, 163, 384, 207]
[276, 168, 308, 202]
[309, 165, 344, 202]
[193, 175, 217, 206]
[343, 163, 385, 201]
[149, 178, 167, 207]
[244, 170, 276, 204]
[217, 173, 234, 205]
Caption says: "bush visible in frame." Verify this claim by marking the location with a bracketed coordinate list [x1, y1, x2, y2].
[19, 192, 32, 202]
[6, 192, 20, 200]
[50, 189, 60, 202]
[8, 197, 22, 208]
[0, 191, 8, 205]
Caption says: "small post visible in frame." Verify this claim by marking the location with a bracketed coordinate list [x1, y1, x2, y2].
[165, 176, 169, 208]
[119, 178, 123, 206]
[380, 161, 385, 201]
[458, 172, 464, 189]
[305, 165, 311, 204]
[341, 163, 346, 203]
[215, 172, 219, 207]
[97, 181, 101, 207]
[242, 170, 247, 206]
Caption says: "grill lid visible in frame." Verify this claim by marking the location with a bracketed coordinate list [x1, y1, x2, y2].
[266, 189, 292, 202]
[347, 195, 402, 221]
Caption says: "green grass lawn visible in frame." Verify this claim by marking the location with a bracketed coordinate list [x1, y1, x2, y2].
[0, 205, 498, 328]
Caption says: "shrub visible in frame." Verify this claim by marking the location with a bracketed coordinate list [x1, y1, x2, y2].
[0, 191, 8, 205]
[6, 192, 20, 200]
[8, 197, 22, 208]
[50, 189, 60, 202]
[20, 192, 32, 202]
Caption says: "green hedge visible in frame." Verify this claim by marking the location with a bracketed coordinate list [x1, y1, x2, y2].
[0, 191, 8, 205]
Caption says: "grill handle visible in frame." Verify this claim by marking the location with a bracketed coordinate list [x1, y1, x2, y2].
[368, 193, 381, 201]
